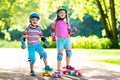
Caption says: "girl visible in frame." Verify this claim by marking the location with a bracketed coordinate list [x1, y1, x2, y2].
[51, 6, 77, 73]
[21, 13, 52, 76]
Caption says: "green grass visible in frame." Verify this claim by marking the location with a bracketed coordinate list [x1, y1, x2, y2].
[92, 59, 120, 65]
[0, 40, 20, 48]
[0, 39, 120, 65]
[77, 49, 120, 65]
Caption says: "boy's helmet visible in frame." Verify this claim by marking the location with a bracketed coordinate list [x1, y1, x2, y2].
[57, 6, 67, 13]
[29, 13, 40, 19]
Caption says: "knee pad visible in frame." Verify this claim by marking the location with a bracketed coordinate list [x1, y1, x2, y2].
[41, 51, 47, 60]
[28, 58, 36, 64]
[66, 50, 72, 58]
[57, 53, 63, 61]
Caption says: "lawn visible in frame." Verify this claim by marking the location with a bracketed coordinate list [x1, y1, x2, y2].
[78, 49, 120, 65]
[0, 39, 120, 65]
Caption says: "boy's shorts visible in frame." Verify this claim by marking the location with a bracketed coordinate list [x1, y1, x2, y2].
[57, 38, 71, 51]
[28, 44, 45, 61]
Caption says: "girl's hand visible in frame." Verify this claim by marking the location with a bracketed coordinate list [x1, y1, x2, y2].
[72, 27, 77, 32]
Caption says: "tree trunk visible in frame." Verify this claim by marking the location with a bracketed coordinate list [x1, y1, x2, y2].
[96, 0, 112, 38]
[96, 0, 119, 48]
[110, 0, 119, 48]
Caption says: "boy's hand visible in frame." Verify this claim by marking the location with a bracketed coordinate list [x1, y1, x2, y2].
[44, 40, 50, 46]
[41, 36, 50, 46]
[21, 42, 26, 49]
[20, 36, 26, 49]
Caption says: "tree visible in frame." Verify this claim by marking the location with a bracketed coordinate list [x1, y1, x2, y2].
[96, 0, 118, 48]
[69, 0, 119, 48]
[0, 0, 120, 48]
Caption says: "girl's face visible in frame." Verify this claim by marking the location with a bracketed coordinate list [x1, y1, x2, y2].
[30, 17, 39, 27]
[58, 10, 66, 19]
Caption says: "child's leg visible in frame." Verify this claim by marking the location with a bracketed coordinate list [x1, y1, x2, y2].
[57, 50, 64, 71]
[28, 45, 36, 76]
[36, 44, 52, 71]
[65, 38, 73, 69]
[30, 64, 34, 71]
[56, 38, 65, 71]
[65, 48, 72, 66]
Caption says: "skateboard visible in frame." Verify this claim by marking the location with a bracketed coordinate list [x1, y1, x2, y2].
[40, 68, 62, 78]
[62, 67, 82, 76]
[40, 68, 52, 76]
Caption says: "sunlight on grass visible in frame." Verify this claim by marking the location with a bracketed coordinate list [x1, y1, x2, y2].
[77, 49, 120, 65]
[92, 59, 120, 65]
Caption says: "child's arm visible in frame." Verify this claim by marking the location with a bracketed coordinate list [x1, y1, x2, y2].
[50, 22, 56, 42]
[67, 23, 77, 35]
[41, 36, 49, 46]
[38, 29, 50, 46]
[20, 31, 27, 49]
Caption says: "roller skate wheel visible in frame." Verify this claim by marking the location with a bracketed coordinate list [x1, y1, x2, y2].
[78, 71, 82, 76]
[52, 73, 56, 78]
[62, 71, 66, 74]
[72, 72, 77, 76]
[68, 70, 71, 74]
[58, 72, 62, 78]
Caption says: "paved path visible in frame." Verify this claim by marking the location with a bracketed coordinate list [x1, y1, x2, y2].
[0, 48, 120, 80]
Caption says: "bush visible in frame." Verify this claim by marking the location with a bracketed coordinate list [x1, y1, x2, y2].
[70, 35, 111, 49]
[41, 35, 112, 49]
[0, 35, 114, 49]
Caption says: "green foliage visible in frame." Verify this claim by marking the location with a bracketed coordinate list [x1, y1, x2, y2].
[40, 37, 56, 48]
[71, 35, 111, 49]
[41, 35, 111, 49]
[0, 36, 113, 49]
[0, 0, 120, 48]
[0, 39, 20, 48]
[9, 29, 22, 40]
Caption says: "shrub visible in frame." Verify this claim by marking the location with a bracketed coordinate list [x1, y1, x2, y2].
[0, 35, 115, 49]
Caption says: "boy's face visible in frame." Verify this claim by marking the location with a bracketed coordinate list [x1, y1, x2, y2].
[58, 10, 66, 19]
[30, 17, 39, 26]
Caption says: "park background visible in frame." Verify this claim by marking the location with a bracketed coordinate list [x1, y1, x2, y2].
[0, 0, 120, 79]
[0, 0, 120, 64]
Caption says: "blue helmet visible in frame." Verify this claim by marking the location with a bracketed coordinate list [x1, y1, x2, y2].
[29, 13, 40, 19]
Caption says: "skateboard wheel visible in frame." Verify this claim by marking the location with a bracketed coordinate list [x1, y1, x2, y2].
[68, 70, 71, 74]
[62, 71, 67, 74]
[78, 71, 82, 76]
[52, 73, 56, 78]
[72, 72, 77, 76]
[58, 72, 62, 78]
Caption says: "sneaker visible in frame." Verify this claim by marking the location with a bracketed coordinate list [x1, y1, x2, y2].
[30, 70, 36, 76]
[66, 65, 74, 70]
[45, 66, 53, 71]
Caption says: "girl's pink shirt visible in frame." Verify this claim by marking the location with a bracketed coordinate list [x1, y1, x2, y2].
[54, 20, 70, 38]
